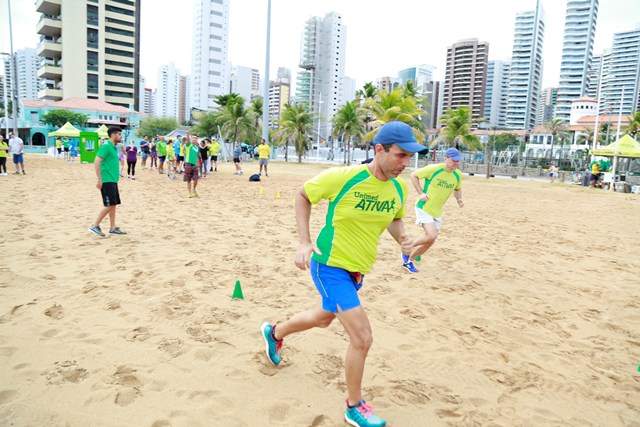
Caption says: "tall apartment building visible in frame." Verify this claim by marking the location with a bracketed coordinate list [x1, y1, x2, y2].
[442, 38, 489, 121]
[506, 1, 545, 130]
[191, 0, 229, 110]
[376, 76, 402, 92]
[230, 65, 260, 105]
[155, 63, 181, 120]
[397, 65, 435, 90]
[268, 80, 290, 129]
[599, 26, 640, 115]
[554, 0, 599, 121]
[35, 0, 141, 110]
[4, 48, 40, 101]
[586, 50, 610, 99]
[296, 12, 347, 139]
[484, 60, 511, 127]
[537, 87, 558, 125]
[141, 87, 155, 116]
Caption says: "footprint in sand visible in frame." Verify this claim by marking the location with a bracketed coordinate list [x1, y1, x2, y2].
[44, 303, 64, 319]
[158, 338, 184, 358]
[125, 326, 150, 342]
[112, 365, 143, 407]
[45, 360, 88, 385]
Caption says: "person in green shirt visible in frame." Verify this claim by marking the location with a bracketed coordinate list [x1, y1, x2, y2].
[209, 138, 222, 172]
[156, 136, 167, 174]
[88, 126, 127, 237]
[402, 147, 464, 273]
[184, 133, 202, 198]
[0, 134, 8, 175]
[260, 121, 427, 427]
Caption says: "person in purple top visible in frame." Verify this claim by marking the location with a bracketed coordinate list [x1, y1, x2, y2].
[125, 140, 138, 180]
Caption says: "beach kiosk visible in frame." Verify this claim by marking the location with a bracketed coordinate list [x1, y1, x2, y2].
[79, 131, 100, 164]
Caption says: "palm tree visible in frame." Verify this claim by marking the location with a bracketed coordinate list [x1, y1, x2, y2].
[273, 102, 314, 163]
[354, 82, 378, 158]
[576, 128, 595, 146]
[356, 82, 376, 101]
[543, 118, 569, 162]
[332, 101, 366, 164]
[625, 111, 640, 141]
[431, 107, 482, 151]
[214, 93, 243, 107]
[362, 88, 426, 144]
[250, 98, 263, 146]
[217, 102, 254, 145]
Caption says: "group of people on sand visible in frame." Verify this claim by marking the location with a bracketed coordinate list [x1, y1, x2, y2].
[88, 121, 464, 427]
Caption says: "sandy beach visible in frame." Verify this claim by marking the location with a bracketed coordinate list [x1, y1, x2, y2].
[0, 155, 639, 426]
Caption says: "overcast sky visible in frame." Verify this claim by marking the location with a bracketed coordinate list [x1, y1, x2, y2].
[2, 0, 638, 93]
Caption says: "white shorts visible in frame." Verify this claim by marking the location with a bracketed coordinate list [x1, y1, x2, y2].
[415, 206, 442, 230]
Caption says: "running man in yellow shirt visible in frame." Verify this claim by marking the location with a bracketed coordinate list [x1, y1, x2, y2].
[257, 138, 271, 177]
[401, 147, 464, 273]
[260, 121, 428, 427]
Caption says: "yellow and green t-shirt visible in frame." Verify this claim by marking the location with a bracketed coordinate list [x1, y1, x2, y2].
[0, 141, 8, 158]
[185, 143, 200, 165]
[210, 142, 222, 156]
[258, 144, 271, 159]
[415, 163, 462, 218]
[166, 147, 176, 161]
[304, 164, 407, 274]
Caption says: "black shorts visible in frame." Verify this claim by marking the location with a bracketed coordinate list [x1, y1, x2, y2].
[64, 147, 70, 152]
[177, 155, 184, 162]
[183, 163, 199, 182]
[159, 156, 166, 162]
[57, 148, 62, 154]
[211, 156, 218, 161]
[100, 182, 121, 206]
[591, 174, 600, 181]
[233, 157, 240, 163]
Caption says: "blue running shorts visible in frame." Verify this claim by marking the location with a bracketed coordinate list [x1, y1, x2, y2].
[310, 258, 364, 313]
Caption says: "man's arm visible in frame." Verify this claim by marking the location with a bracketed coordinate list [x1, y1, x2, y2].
[387, 218, 413, 256]
[294, 186, 321, 270]
[94, 156, 103, 189]
[453, 189, 464, 207]
[410, 171, 429, 202]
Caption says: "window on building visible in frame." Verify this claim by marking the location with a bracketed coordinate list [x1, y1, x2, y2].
[87, 28, 99, 49]
[87, 51, 99, 71]
[87, 4, 99, 26]
[88, 74, 99, 94]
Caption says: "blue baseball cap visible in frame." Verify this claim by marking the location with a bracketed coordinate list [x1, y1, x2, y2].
[444, 147, 462, 161]
[373, 121, 427, 153]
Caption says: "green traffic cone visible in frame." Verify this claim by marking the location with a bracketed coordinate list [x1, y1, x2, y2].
[232, 280, 244, 300]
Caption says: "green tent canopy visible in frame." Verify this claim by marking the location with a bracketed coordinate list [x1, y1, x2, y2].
[591, 134, 640, 158]
[48, 121, 81, 137]
[96, 124, 109, 139]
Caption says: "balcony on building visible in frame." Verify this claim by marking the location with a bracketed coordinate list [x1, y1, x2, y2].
[36, 15, 62, 38]
[37, 58, 62, 79]
[36, 0, 61, 15]
[36, 36, 62, 59]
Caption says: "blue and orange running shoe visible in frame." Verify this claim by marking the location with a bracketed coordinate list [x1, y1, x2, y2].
[345, 400, 387, 427]
[260, 322, 282, 366]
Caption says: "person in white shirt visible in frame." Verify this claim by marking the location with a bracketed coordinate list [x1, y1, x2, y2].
[8, 133, 25, 175]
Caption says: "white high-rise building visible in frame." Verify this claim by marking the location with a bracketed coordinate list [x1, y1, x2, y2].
[586, 50, 610, 100]
[484, 60, 511, 127]
[191, 0, 229, 110]
[506, 1, 545, 130]
[554, 0, 599, 122]
[155, 62, 181, 120]
[230, 65, 260, 105]
[138, 75, 146, 113]
[6, 48, 40, 101]
[600, 26, 640, 115]
[296, 12, 347, 140]
[397, 65, 435, 90]
[142, 87, 155, 116]
[183, 75, 192, 122]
